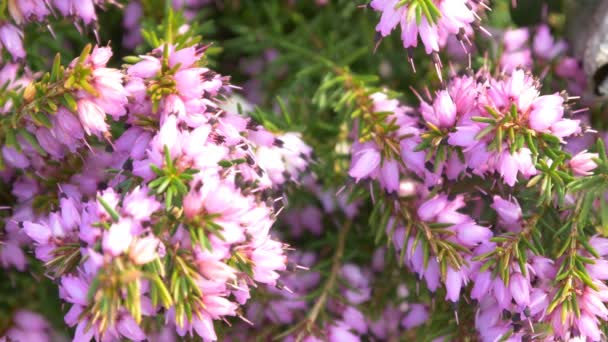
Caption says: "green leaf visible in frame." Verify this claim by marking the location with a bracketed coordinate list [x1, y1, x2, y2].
[97, 195, 120, 222]
[62, 93, 78, 112]
[78, 44, 92, 64]
[18, 128, 47, 156]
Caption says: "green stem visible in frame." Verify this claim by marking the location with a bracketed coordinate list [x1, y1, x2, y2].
[295, 219, 352, 342]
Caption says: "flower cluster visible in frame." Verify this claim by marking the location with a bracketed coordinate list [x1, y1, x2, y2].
[0, 1, 116, 60]
[341, 63, 608, 340]
[2, 310, 55, 342]
[224, 189, 433, 341]
[0, 44, 127, 172]
[499, 24, 587, 96]
[371, 0, 489, 74]
[0, 40, 312, 341]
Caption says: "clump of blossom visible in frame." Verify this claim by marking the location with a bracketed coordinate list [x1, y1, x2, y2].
[1, 1, 117, 60]
[12, 42, 311, 341]
[1, 310, 54, 342]
[447, 69, 580, 186]
[348, 92, 421, 192]
[499, 24, 587, 96]
[393, 194, 491, 302]
[0, 44, 127, 172]
[370, 0, 489, 75]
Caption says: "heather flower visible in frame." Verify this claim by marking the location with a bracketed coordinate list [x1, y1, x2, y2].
[496, 148, 537, 186]
[421, 90, 457, 128]
[348, 92, 418, 192]
[0, 24, 25, 60]
[570, 150, 598, 176]
[528, 94, 564, 132]
[2, 146, 29, 169]
[129, 236, 160, 265]
[491, 195, 522, 225]
[3, 310, 52, 342]
[0, 241, 26, 271]
[348, 141, 381, 181]
[401, 304, 429, 329]
[371, 0, 485, 72]
[533, 25, 567, 60]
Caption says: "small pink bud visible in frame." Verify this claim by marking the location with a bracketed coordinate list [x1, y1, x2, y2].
[570, 151, 598, 176]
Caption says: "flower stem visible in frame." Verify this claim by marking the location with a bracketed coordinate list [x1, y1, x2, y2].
[295, 219, 352, 342]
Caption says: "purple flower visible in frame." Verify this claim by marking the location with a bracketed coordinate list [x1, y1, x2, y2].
[116, 316, 146, 341]
[348, 142, 381, 182]
[0, 24, 25, 60]
[401, 304, 429, 329]
[73, 0, 97, 24]
[533, 25, 567, 60]
[60, 275, 89, 306]
[328, 323, 360, 342]
[445, 267, 466, 302]
[2, 146, 29, 169]
[422, 90, 457, 128]
[509, 272, 530, 306]
[491, 195, 522, 224]
[342, 307, 367, 334]
[23, 222, 51, 245]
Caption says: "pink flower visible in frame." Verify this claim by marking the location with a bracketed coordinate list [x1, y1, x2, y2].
[102, 219, 134, 256]
[455, 222, 492, 246]
[528, 94, 563, 132]
[77, 99, 108, 136]
[503, 28, 529, 51]
[401, 304, 429, 329]
[60, 275, 89, 306]
[577, 314, 602, 341]
[116, 316, 146, 341]
[448, 125, 482, 148]
[533, 25, 567, 60]
[123, 186, 161, 221]
[343, 307, 367, 334]
[371, 0, 479, 58]
[349, 142, 381, 182]
[128, 56, 162, 78]
[550, 119, 581, 140]
[570, 151, 598, 176]
[422, 90, 457, 128]
[497, 148, 537, 186]
[491, 195, 521, 224]
[500, 49, 532, 73]
[0, 24, 25, 60]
